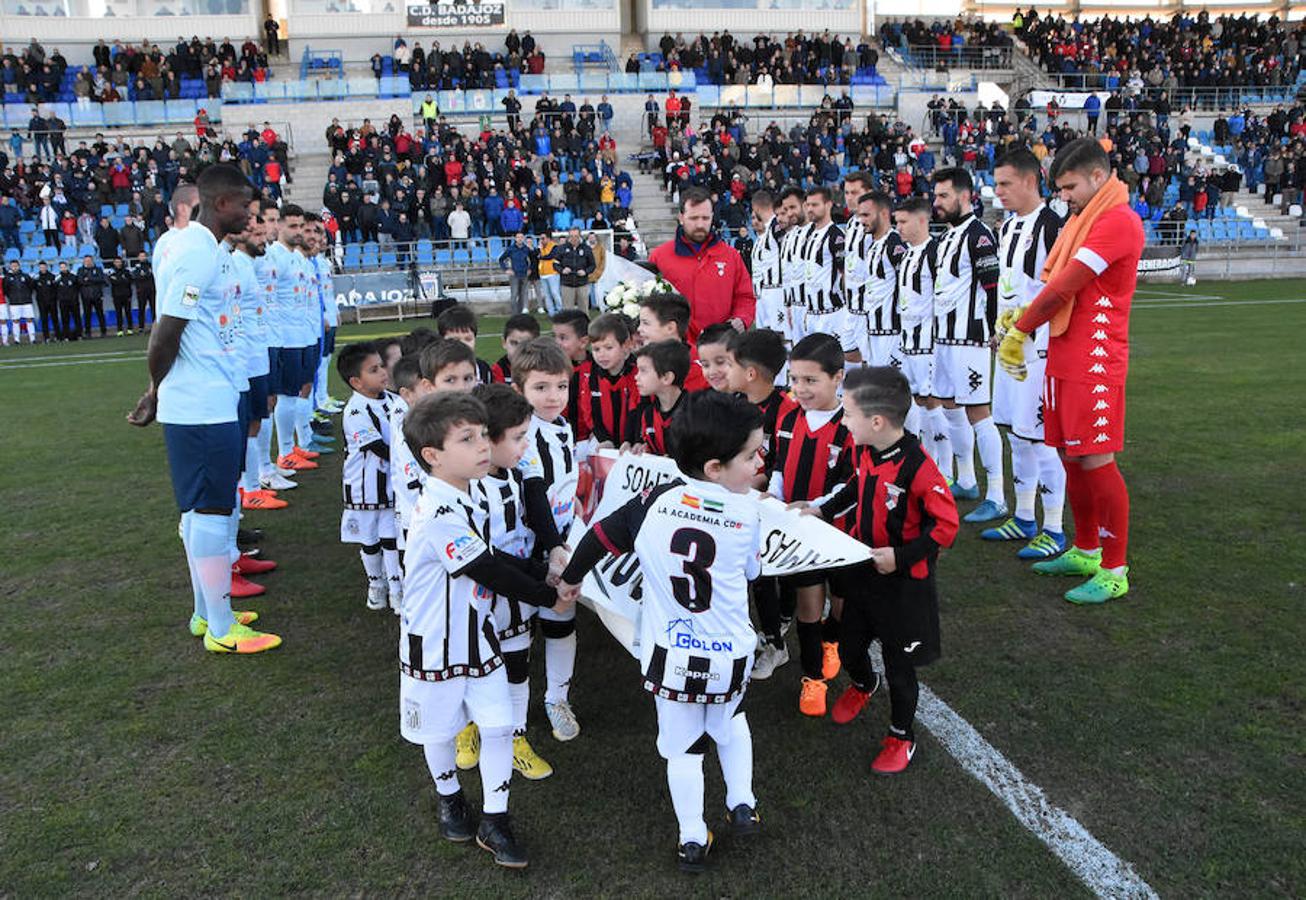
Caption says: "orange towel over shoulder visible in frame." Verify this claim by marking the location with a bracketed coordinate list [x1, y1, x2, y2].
[1039, 175, 1130, 336]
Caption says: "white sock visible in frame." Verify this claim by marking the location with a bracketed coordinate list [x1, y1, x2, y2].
[360, 547, 384, 591]
[382, 544, 402, 595]
[0, 322, 9, 345]
[928, 407, 954, 479]
[1036, 442, 1067, 532]
[191, 512, 234, 638]
[22, 320, 35, 343]
[544, 631, 577, 705]
[1008, 432, 1038, 521]
[973, 416, 1004, 505]
[509, 679, 530, 736]
[904, 402, 923, 439]
[180, 511, 206, 621]
[666, 754, 708, 845]
[242, 437, 261, 493]
[273, 397, 297, 458]
[424, 740, 461, 796]
[257, 417, 275, 479]
[944, 407, 976, 488]
[715, 713, 756, 811]
[477, 724, 513, 814]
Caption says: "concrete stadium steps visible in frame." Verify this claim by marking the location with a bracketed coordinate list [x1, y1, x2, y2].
[628, 170, 680, 248]
[282, 151, 331, 208]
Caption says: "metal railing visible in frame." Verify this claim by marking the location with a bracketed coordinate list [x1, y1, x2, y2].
[1014, 72, 1305, 107]
[0, 98, 233, 133]
[901, 45, 1014, 71]
[16, 119, 298, 152]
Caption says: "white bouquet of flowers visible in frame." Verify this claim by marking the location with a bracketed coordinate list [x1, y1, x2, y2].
[601, 271, 674, 321]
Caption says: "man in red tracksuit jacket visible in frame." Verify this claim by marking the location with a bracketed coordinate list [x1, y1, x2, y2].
[648, 186, 756, 342]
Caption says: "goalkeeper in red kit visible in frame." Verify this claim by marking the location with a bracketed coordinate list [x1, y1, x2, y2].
[997, 138, 1142, 605]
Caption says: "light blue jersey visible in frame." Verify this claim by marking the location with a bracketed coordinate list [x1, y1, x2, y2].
[252, 248, 282, 349]
[265, 241, 310, 347]
[315, 255, 338, 328]
[156, 225, 242, 426]
[229, 246, 270, 379]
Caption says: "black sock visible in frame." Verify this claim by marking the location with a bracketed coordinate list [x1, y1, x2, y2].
[779, 583, 797, 621]
[796, 620, 823, 680]
[821, 615, 841, 643]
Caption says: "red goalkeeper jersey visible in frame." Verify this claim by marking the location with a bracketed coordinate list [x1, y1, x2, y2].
[1052, 203, 1143, 386]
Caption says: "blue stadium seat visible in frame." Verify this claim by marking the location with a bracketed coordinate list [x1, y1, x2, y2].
[436, 249, 454, 266]
[38, 246, 57, 261]
[469, 243, 489, 263]
[416, 240, 434, 264]
[3, 248, 19, 262]
[60, 244, 78, 259]
[380, 250, 398, 268]
[78, 244, 97, 258]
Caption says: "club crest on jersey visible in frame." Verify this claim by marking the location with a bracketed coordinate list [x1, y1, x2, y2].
[715, 261, 726, 277]
[828, 444, 842, 467]
[884, 482, 904, 511]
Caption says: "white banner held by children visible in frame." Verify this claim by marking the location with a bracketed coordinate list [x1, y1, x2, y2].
[569, 450, 871, 657]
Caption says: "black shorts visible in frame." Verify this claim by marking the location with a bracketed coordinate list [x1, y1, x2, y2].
[779, 569, 828, 590]
[827, 561, 872, 600]
[850, 574, 941, 667]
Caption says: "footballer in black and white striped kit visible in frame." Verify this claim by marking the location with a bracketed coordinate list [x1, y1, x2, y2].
[749, 190, 786, 335]
[930, 167, 1008, 521]
[777, 185, 809, 349]
[798, 187, 859, 359]
[853, 190, 908, 368]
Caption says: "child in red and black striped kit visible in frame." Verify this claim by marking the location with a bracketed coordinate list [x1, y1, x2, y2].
[769, 334, 855, 717]
[812, 366, 958, 775]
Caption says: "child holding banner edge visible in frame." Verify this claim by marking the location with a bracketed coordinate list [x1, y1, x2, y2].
[559, 391, 767, 874]
[809, 367, 959, 775]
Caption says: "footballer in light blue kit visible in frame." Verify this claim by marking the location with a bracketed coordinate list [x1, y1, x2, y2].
[252, 202, 293, 489]
[309, 220, 341, 414]
[227, 203, 284, 512]
[265, 204, 318, 469]
[127, 164, 282, 655]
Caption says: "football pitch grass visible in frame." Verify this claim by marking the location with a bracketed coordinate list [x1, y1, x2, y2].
[2, 279, 1303, 897]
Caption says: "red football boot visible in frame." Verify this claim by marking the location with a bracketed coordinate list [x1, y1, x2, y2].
[230, 572, 267, 598]
[871, 734, 916, 775]
[234, 555, 278, 576]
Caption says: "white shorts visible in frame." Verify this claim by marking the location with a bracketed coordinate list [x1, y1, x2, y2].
[932, 344, 992, 405]
[803, 308, 859, 353]
[754, 287, 786, 334]
[993, 353, 1047, 440]
[493, 594, 536, 644]
[0, 303, 34, 320]
[901, 353, 933, 397]
[654, 691, 747, 759]
[400, 667, 512, 745]
[867, 334, 904, 369]
[340, 507, 398, 545]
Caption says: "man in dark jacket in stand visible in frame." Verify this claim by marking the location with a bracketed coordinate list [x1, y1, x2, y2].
[56, 260, 81, 340]
[545, 226, 595, 309]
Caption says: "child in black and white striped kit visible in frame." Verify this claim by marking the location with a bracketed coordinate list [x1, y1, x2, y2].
[337, 341, 401, 611]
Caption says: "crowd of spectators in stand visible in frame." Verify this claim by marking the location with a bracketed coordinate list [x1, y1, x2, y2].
[631, 31, 883, 87]
[0, 36, 272, 107]
[0, 123, 291, 255]
[376, 30, 548, 92]
[1015, 8, 1305, 98]
[878, 17, 1014, 67]
[318, 99, 639, 254]
[645, 101, 946, 250]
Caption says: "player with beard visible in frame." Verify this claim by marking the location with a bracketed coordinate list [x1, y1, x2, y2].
[930, 168, 1006, 524]
[798, 188, 860, 365]
[776, 185, 809, 348]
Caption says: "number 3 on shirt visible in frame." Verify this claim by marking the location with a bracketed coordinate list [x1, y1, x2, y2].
[670, 527, 716, 612]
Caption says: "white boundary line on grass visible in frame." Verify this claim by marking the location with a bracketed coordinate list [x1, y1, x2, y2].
[1134, 287, 1225, 301]
[0, 355, 145, 371]
[0, 348, 144, 363]
[1134, 298, 1306, 310]
[915, 682, 1160, 899]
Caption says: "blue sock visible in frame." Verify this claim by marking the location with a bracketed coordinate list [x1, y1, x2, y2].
[180, 511, 206, 622]
[190, 512, 234, 638]
[274, 397, 297, 458]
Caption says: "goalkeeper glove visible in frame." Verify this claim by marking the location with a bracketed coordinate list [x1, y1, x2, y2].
[994, 305, 1026, 341]
[997, 326, 1030, 381]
